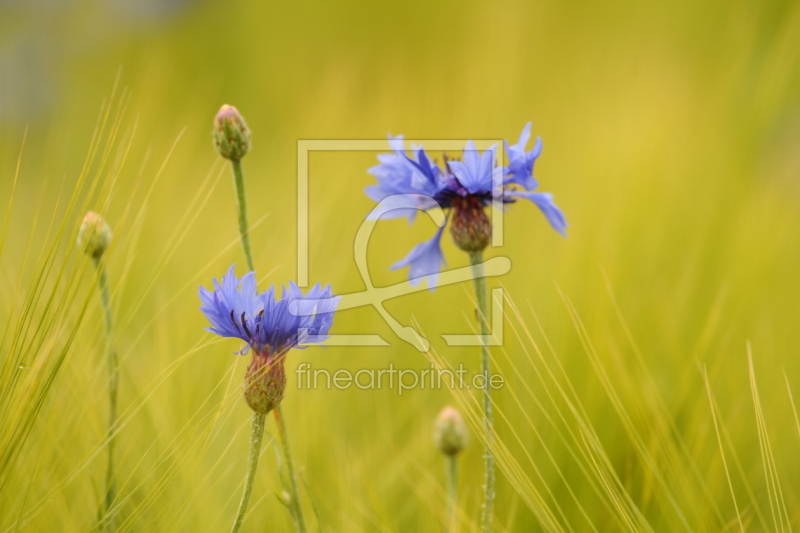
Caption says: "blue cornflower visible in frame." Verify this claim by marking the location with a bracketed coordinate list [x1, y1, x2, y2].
[199, 265, 339, 413]
[365, 123, 567, 289]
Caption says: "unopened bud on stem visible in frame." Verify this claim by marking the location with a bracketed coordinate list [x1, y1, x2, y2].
[213, 104, 251, 161]
[434, 406, 468, 456]
[77, 211, 112, 259]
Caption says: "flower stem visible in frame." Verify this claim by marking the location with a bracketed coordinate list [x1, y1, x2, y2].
[230, 412, 266, 533]
[93, 257, 117, 532]
[468, 250, 495, 533]
[446, 454, 458, 532]
[229, 157, 307, 532]
[274, 406, 307, 533]
[231, 159, 255, 272]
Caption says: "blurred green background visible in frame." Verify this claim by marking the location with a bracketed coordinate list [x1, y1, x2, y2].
[1, 0, 800, 531]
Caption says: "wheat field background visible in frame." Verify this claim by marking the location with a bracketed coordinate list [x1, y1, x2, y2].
[1, 0, 800, 531]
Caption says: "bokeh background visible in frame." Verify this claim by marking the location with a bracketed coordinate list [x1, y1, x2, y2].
[1, 0, 800, 531]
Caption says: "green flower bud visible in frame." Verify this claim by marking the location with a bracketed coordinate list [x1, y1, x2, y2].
[243, 350, 286, 414]
[450, 195, 491, 253]
[77, 211, 112, 259]
[434, 406, 468, 456]
[213, 104, 251, 161]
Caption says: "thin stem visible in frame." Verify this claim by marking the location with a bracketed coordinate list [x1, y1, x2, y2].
[446, 454, 458, 533]
[230, 412, 266, 533]
[468, 250, 494, 533]
[93, 258, 117, 533]
[274, 406, 307, 533]
[231, 159, 255, 272]
[229, 157, 307, 532]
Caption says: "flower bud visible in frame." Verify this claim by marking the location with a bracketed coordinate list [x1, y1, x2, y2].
[213, 104, 251, 161]
[434, 406, 468, 456]
[243, 350, 286, 414]
[450, 195, 491, 252]
[77, 211, 112, 259]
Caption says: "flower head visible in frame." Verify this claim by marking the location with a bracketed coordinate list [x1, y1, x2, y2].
[365, 124, 567, 288]
[199, 265, 339, 413]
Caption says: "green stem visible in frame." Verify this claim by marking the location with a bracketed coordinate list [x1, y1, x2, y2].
[446, 455, 458, 533]
[231, 159, 255, 272]
[274, 406, 307, 533]
[229, 157, 307, 532]
[468, 250, 494, 533]
[230, 412, 266, 533]
[94, 258, 117, 533]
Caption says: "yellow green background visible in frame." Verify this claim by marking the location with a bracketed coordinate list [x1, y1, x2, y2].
[1, 0, 800, 530]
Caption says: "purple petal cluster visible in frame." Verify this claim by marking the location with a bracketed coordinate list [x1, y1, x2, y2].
[199, 265, 339, 354]
[365, 123, 567, 289]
